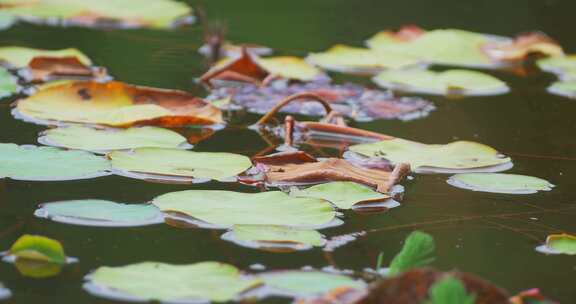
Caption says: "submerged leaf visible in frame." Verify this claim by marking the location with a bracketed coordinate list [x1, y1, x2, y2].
[8, 235, 66, 264]
[260, 271, 365, 297]
[0, 143, 110, 181]
[373, 69, 509, 96]
[252, 151, 409, 193]
[366, 27, 507, 68]
[0, 66, 18, 98]
[388, 231, 435, 276]
[109, 148, 251, 182]
[547, 80, 576, 99]
[35, 199, 164, 227]
[85, 262, 261, 302]
[536, 234, 576, 255]
[447, 173, 554, 194]
[208, 81, 434, 121]
[0, 0, 193, 29]
[14, 80, 223, 127]
[39, 126, 190, 153]
[424, 276, 476, 304]
[222, 225, 325, 251]
[152, 190, 336, 228]
[290, 181, 391, 210]
[306, 44, 422, 74]
[349, 138, 512, 174]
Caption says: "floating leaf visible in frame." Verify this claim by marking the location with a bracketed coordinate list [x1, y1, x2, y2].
[260, 271, 365, 297]
[362, 269, 509, 303]
[0, 66, 18, 98]
[0, 143, 110, 181]
[258, 56, 325, 82]
[537, 55, 576, 80]
[349, 138, 512, 174]
[152, 190, 336, 228]
[447, 173, 554, 194]
[14, 80, 223, 127]
[482, 32, 563, 62]
[109, 148, 251, 182]
[208, 81, 434, 121]
[536, 234, 576, 255]
[35, 199, 164, 227]
[14, 258, 63, 278]
[221, 225, 325, 251]
[366, 27, 507, 68]
[0, 12, 16, 30]
[290, 182, 392, 210]
[8, 235, 66, 264]
[85, 262, 261, 302]
[252, 151, 409, 193]
[373, 69, 509, 96]
[547, 80, 576, 99]
[39, 126, 190, 153]
[0, 47, 92, 68]
[306, 45, 422, 74]
[0, 0, 193, 29]
[389, 231, 435, 276]
[424, 276, 476, 304]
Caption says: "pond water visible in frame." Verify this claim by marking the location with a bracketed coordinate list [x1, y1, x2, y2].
[1, 0, 576, 303]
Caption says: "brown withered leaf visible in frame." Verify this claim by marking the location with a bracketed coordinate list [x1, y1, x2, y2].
[200, 48, 271, 87]
[358, 268, 509, 304]
[251, 151, 409, 193]
[27, 56, 107, 82]
[482, 32, 564, 62]
[15, 80, 223, 127]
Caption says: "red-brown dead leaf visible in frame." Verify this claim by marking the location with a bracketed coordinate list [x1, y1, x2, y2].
[358, 268, 510, 304]
[252, 151, 409, 193]
[200, 48, 270, 87]
[27, 56, 106, 82]
[482, 32, 564, 62]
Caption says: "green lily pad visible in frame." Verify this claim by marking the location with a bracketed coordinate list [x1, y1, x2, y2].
[536, 234, 576, 255]
[35, 199, 164, 227]
[0, 12, 16, 30]
[260, 271, 365, 297]
[39, 126, 191, 153]
[8, 235, 66, 264]
[0, 283, 10, 300]
[537, 55, 576, 80]
[152, 190, 337, 229]
[372, 69, 509, 96]
[0, 143, 110, 181]
[221, 225, 325, 251]
[14, 259, 63, 279]
[547, 80, 576, 99]
[0, 47, 92, 68]
[84, 262, 261, 302]
[447, 173, 554, 194]
[290, 181, 394, 210]
[109, 148, 251, 182]
[306, 44, 422, 74]
[0, 0, 193, 29]
[0, 66, 18, 99]
[366, 29, 507, 68]
[348, 138, 512, 174]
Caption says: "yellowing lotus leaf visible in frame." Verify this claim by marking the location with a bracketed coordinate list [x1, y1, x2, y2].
[306, 44, 421, 74]
[537, 55, 576, 80]
[536, 234, 576, 255]
[8, 234, 66, 264]
[152, 190, 336, 228]
[373, 69, 509, 96]
[0, 0, 193, 29]
[257, 56, 324, 81]
[109, 148, 252, 182]
[14, 80, 223, 127]
[0, 47, 91, 67]
[85, 262, 261, 302]
[39, 126, 190, 153]
[349, 138, 512, 173]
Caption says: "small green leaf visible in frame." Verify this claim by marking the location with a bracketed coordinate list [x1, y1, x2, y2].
[0, 66, 18, 99]
[9, 235, 66, 265]
[536, 234, 576, 255]
[388, 231, 435, 276]
[290, 181, 391, 210]
[424, 276, 476, 304]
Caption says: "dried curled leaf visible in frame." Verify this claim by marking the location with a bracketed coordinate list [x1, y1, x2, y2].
[14, 80, 223, 127]
[251, 151, 409, 193]
[208, 81, 434, 121]
[482, 32, 563, 62]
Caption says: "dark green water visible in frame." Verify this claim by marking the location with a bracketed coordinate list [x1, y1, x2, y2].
[1, 0, 576, 302]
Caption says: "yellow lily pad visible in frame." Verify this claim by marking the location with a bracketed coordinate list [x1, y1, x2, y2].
[0, 46, 91, 67]
[8, 235, 66, 264]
